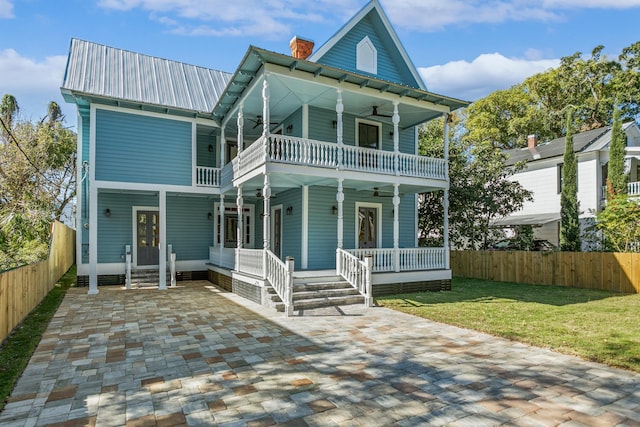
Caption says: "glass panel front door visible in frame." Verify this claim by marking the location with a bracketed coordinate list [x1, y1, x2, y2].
[137, 210, 159, 266]
[358, 207, 377, 249]
[272, 207, 282, 258]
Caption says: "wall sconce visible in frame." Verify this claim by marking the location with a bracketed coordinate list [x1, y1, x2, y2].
[105, 208, 111, 217]
[286, 206, 293, 215]
[207, 212, 213, 220]
[286, 124, 293, 134]
[332, 120, 337, 129]
[208, 144, 214, 152]
[389, 131, 394, 137]
[332, 205, 338, 215]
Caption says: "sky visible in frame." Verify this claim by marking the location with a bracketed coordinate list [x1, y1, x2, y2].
[1, 0, 640, 130]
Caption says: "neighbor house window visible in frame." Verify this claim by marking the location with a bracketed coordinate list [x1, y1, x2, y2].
[557, 163, 563, 194]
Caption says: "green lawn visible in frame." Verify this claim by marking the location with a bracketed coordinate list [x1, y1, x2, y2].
[0, 266, 76, 411]
[377, 277, 640, 372]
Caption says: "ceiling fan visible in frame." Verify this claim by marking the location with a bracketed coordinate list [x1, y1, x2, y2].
[248, 115, 278, 129]
[255, 189, 277, 199]
[364, 106, 392, 118]
[372, 187, 393, 198]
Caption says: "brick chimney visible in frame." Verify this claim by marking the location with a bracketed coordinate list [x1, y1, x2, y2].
[527, 134, 538, 149]
[290, 36, 314, 60]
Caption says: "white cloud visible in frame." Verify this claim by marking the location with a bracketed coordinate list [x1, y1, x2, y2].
[419, 53, 560, 101]
[0, 0, 14, 19]
[0, 49, 68, 120]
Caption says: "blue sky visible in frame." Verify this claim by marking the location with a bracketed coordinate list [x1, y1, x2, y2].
[1, 0, 640, 129]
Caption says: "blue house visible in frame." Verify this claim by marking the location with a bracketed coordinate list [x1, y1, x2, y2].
[61, 0, 468, 313]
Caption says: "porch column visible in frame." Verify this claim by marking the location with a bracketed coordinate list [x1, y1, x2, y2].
[263, 174, 271, 250]
[237, 104, 244, 155]
[443, 113, 450, 269]
[219, 194, 225, 262]
[393, 100, 400, 176]
[336, 89, 344, 169]
[337, 178, 344, 249]
[236, 185, 243, 269]
[88, 183, 98, 294]
[220, 126, 226, 168]
[302, 185, 309, 269]
[393, 183, 400, 272]
[158, 190, 167, 290]
[262, 75, 270, 139]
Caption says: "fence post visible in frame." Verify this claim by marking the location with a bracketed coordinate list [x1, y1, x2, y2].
[125, 245, 132, 290]
[364, 255, 373, 307]
[285, 256, 295, 317]
[336, 249, 342, 276]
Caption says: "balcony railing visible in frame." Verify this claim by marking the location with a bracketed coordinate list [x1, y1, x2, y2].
[196, 166, 221, 187]
[601, 181, 640, 200]
[228, 134, 447, 183]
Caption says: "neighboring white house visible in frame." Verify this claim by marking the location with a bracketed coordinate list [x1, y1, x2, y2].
[497, 123, 640, 249]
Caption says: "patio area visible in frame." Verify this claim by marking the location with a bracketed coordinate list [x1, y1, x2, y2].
[1, 281, 639, 426]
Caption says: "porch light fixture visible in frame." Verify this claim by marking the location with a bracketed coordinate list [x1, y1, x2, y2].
[105, 208, 111, 217]
[332, 205, 338, 215]
[208, 144, 214, 152]
[207, 212, 212, 220]
[286, 206, 293, 215]
[286, 124, 293, 134]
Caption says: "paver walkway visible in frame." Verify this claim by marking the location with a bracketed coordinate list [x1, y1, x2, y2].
[1, 281, 639, 427]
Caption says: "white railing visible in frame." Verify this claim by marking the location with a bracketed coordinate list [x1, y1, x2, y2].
[196, 166, 221, 187]
[221, 161, 234, 186]
[265, 250, 294, 316]
[227, 134, 447, 183]
[336, 248, 372, 306]
[347, 247, 446, 272]
[236, 248, 264, 277]
[629, 181, 640, 196]
[209, 247, 235, 269]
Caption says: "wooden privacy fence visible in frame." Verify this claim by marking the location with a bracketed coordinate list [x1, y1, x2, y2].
[0, 221, 75, 343]
[451, 250, 640, 294]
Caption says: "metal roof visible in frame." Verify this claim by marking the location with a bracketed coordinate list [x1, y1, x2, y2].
[503, 126, 612, 166]
[61, 39, 232, 114]
[213, 46, 469, 124]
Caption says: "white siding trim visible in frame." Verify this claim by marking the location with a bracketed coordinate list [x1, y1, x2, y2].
[76, 109, 84, 267]
[302, 104, 309, 139]
[159, 191, 167, 289]
[88, 105, 98, 294]
[191, 122, 197, 186]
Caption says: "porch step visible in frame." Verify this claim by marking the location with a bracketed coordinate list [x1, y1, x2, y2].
[130, 270, 170, 286]
[269, 276, 366, 312]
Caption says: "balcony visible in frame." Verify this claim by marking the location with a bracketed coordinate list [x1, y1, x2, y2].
[227, 134, 446, 185]
[196, 166, 221, 187]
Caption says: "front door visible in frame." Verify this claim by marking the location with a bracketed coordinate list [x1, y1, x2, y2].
[358, 207, 377, 249]
[272, 206, 282, 258]
[137, 210, 159, 266]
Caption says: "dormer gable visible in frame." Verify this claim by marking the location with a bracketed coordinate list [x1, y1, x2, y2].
[309, 0, 426, 90]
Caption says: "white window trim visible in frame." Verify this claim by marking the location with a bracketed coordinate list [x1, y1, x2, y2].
[355, 202, 382, 249]
[213, 202, 255, 249]
[355, 118, 382, 150]
[356, 36, 377, 74]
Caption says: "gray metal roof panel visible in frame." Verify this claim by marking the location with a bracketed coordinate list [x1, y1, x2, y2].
[504, 127, 612, 166]
[61, 39, 232, 114]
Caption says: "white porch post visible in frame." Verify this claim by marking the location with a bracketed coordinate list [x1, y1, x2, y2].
[337, 178, 344, 249]
[262, 75, 270, 139]
[158, 190, 167, 290]
[220, 126, 226, 168]
[262, 174, 271, 279]
[219, 194, 225, 262]
[301, 185, 309, 269]
[393, 100, 400, 175]
[237, 104, 244, 155]
[393, 183, 400, 272]
[236, 185, 243, 269]
[336, 89, 344, 169]
[443, 113, 450, 269]
[88, 183, 98, 294]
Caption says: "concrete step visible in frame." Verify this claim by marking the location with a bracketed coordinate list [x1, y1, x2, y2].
[293, 275, 342, 285]
[293, 282, 351, 292]
[292, 288, 360, 301]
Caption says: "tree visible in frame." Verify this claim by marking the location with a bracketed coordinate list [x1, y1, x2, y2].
[0, 95, 76, 270]
[559, 109, 581, 251]
[607, 105, 627, 197]
[596, 195, 640, 252]
[418, 116, 533, 250]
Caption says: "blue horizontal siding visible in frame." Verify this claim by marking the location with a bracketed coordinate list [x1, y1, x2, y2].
[97, 193, 158, 263]
[95, 109, 192, 185]
[167, 195, 213, 261]
[196, 130, 217, 168]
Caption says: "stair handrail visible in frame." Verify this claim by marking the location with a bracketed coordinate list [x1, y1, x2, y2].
[265, 249, 294, 316]
[336, 248, 372, 307]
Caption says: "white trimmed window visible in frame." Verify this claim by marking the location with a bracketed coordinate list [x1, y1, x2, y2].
[356, 36, 377, 74]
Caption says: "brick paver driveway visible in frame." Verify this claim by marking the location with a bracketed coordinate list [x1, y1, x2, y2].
[1, 282, 639, 426]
